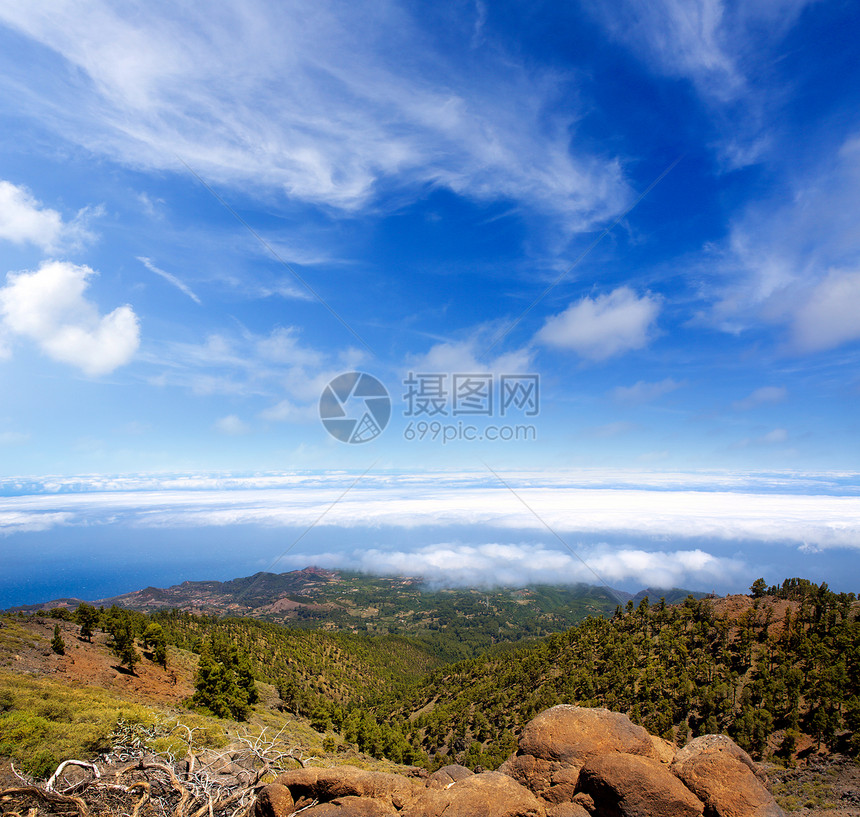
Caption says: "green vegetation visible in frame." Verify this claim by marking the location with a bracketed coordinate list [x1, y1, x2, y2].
[50, 623, 64, 655]
[192, 634, 258, 720]
[0, 671, 220, 778]
[1, 576, 857, 777]
[388, 583, 859, 767]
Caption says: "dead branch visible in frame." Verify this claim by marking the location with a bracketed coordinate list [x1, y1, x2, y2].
[45, 759, 101, 792]
[129, 781, 150, 817]
[0, 785, 89, 817]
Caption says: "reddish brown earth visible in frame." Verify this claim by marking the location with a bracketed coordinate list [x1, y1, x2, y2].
[0, 617, 195, 704]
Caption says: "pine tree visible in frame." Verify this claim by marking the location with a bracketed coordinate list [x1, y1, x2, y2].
[75, 603, 99, 642]
[143, 622, 168, 668]
[51, 623, 65, 655]
[108, 616, 139, 674]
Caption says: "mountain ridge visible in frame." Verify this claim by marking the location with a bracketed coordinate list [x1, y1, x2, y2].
[4, 567, 709, 660]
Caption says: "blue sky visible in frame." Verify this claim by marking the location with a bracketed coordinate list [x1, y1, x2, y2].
[1, 1, 860, 604]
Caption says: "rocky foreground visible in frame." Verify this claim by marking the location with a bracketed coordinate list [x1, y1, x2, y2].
[255, 705, 785, 817]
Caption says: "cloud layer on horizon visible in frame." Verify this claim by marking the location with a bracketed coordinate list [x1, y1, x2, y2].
[277, 541, 745, 591]
[2, 472, 859, 555]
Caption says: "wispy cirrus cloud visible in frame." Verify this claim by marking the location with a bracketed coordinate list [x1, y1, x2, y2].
[587, 0, 819, 168]
[732, 386, 786, 411]
[702, 134, 860, 352]
[613, 377, 683, 404]
[0, 1, 629, 229]
[138, 256, 201, 305]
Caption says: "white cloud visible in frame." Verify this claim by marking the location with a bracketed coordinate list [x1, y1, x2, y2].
[0, 180, 97, 252]
[537, 287, 660, 360]
[145, 325, 364, 419]
[613, 377, 682, 404]
[732, 386, 787, 411]
[305, 541, 744, 589]
[214, 415, 250, 435]
[0, 1, 629, 230]
[406, 330, 533, 376]
[587, 0, 818, 168]
[588, 1, 817, 102]
[705, 134, 860, 348]
[734, 428, 789, 448]
[138, 256, 201, 305]
[2, 471, 860, 551]
[0, 260, 140, 376]
[589, 0, 741, 101]
[760, 428, 788, 444]
[0, 511, 75, 535]
[792, 269, 860, 353]
[589, 421, 637, 438]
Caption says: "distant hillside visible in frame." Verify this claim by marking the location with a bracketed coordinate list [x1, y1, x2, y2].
[7, 567, 707, 661]
[387, 582, 860, 768]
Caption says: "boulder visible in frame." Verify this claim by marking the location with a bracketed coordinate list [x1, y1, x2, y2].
[650, 734, 677, 764]
[254, 783, 295, 817]
[546, 803, 591, 817]
[671, 735, 784, 817]
[270, 766, 419, 811]
[301, 797, 397, 816]
[576, 753, 705, 817]
[501, 705, 659, 800]
[499, 753, 559, 798]
[404, 771, 546, 817]
[427, 764, 474, 788]
[519, 706, 658, 765]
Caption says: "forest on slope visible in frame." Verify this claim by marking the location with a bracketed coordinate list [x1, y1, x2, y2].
[388, 579, 860, 769]
[4, 577, 858, 775]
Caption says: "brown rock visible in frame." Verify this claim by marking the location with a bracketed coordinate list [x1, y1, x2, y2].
[650, 734, 677, 764]
[671, 735, 784, 817]
[546, 803, 591, 817]
[543, 767, 579, 804]
[499, 753, 559, 798]
[272, 766, 419, 810]
[519, 706, 659, 765]
[427, 764, 474, 788]
[404, 771, 546, 817]
[254, 782, 295, 817]
[576, 753, 704, 817]
[502, 705, 659, 801]
[302, 797, 397, 816]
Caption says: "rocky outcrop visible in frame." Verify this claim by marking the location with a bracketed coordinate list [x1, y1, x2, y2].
[671, 735, 783, 817]
[576, 753, 704, 817]
[254, 782, 294, 817]
[499, 705, 660, 802]
[255, 706, 784, 817]
[404, 771, 545, 817]
[426, 764, 474, 788]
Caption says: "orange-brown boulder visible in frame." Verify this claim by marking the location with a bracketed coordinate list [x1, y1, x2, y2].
[300, 797, 397, 816]
[427, 764, 474, 788]
[519, 706, 658, 765]
[404, 771, 546, 817]
[270, 766, 418, 811]
[254, 782, 294, 817]
[671, 735, 784, 817]
[546, 803, 591, 817]
[576, 753, 704, 817]
[501, 705, 659, 801]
